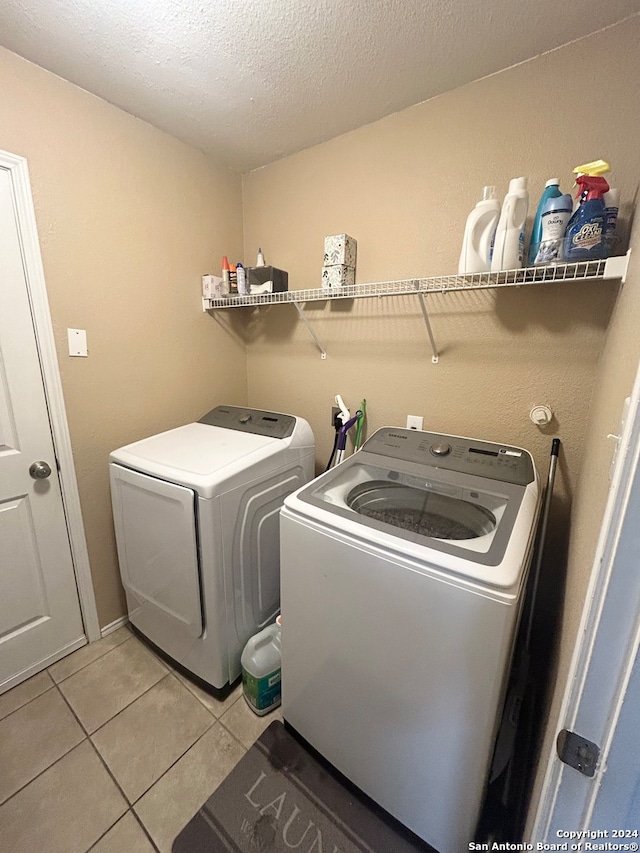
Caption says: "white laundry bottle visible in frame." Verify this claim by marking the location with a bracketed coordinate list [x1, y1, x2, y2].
[490, 177, 529, 272]
[241, 615, 282, 715]
[458, 185, 500, 274]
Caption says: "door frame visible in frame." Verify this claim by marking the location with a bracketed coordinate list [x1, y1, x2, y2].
[1, 148, 100, 642]
[530, 355, 640, 836]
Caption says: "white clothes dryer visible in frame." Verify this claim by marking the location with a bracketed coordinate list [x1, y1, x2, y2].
[110, 405, 314, 697]
[280, 426, 540, 853]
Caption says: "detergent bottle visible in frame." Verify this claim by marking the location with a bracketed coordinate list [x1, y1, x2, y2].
[490, 177, 529, 272]
[528, 179, 563, 264]
[458, 185, 501, 274]
[564, 175, 609, 261]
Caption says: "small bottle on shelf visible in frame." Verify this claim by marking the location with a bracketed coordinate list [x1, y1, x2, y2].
[229, 263, 238, 295]
[236, 262, 248, 295]
[221, 256, 230, 296]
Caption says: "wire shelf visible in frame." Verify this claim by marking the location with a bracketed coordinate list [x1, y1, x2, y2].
[202, 252, 629, 361]
[204, 257, 626, 310]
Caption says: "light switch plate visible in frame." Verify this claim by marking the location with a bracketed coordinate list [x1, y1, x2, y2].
[67, 328, 88, 357]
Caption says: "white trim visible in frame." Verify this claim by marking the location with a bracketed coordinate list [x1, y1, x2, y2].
[530, 357, 640, 838]
[0, 148, 100, 642]
[100, 615, 129, 638]
[582, 414, 640, 826]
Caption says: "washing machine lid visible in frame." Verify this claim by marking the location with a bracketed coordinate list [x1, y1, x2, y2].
[289, 427, 539, 574]
[109, 407, 296, 497]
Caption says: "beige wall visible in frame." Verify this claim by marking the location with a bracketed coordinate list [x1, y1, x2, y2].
[241, 17, 640, 832]
[241, 19, 640, 579]
[242, 20, 639, 489]
[0, 48, 247, 627]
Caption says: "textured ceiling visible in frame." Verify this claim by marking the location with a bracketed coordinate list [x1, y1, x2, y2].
[2, 0, 640, 172]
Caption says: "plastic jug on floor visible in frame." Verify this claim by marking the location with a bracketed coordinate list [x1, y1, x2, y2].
[241, 615, 282, 716]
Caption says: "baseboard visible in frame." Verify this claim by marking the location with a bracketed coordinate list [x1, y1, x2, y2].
[100, 614, 129, 638]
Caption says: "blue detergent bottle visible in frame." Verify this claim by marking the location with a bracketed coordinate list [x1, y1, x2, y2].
[528, 179, 562, 264]
[565, 175, 610, 261]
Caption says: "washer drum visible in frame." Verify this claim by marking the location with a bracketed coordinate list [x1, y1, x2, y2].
[347, 480, 496, 540]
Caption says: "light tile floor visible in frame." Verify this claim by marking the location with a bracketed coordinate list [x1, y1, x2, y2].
[0, 626, 282, 853]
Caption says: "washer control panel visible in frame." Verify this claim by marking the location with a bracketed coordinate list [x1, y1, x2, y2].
[363, 427, 535, 486]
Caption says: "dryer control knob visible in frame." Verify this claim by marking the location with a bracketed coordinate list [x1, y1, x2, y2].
[239, 413, 252, 424]
[430, 443, 452, 457]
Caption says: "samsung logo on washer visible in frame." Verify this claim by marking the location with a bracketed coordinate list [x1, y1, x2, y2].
[387, 432, 408, 440]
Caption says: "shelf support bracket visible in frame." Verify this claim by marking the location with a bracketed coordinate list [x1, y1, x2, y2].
[603, 249, 630, 283]
[294, 303, 327, 359]
[414, 282, 439, 363]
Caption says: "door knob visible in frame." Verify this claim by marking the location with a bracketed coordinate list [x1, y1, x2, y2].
[29, 461, 52, 479]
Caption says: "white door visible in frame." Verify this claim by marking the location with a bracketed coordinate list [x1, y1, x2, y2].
[0, 165, 86, 693]
[532, 358, 640, 838]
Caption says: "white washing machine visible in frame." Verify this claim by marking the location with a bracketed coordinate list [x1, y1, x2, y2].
[110, 405, 314, 697]
[280, 426, 540, 853]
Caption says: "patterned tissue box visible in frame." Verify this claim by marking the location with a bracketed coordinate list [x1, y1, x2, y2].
[322, 265, 356, 289]
[323, 234, 357, 268]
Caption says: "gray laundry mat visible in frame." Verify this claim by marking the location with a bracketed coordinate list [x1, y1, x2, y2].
[172, 720, 435, 853]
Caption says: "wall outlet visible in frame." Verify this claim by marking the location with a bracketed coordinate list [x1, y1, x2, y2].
[331, 406, 341, 426]
[406, 415, 423, 430]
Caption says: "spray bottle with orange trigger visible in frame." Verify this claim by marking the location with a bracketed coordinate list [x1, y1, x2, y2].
[564, 174, 610, 261]
[570, 159, 610, 213]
